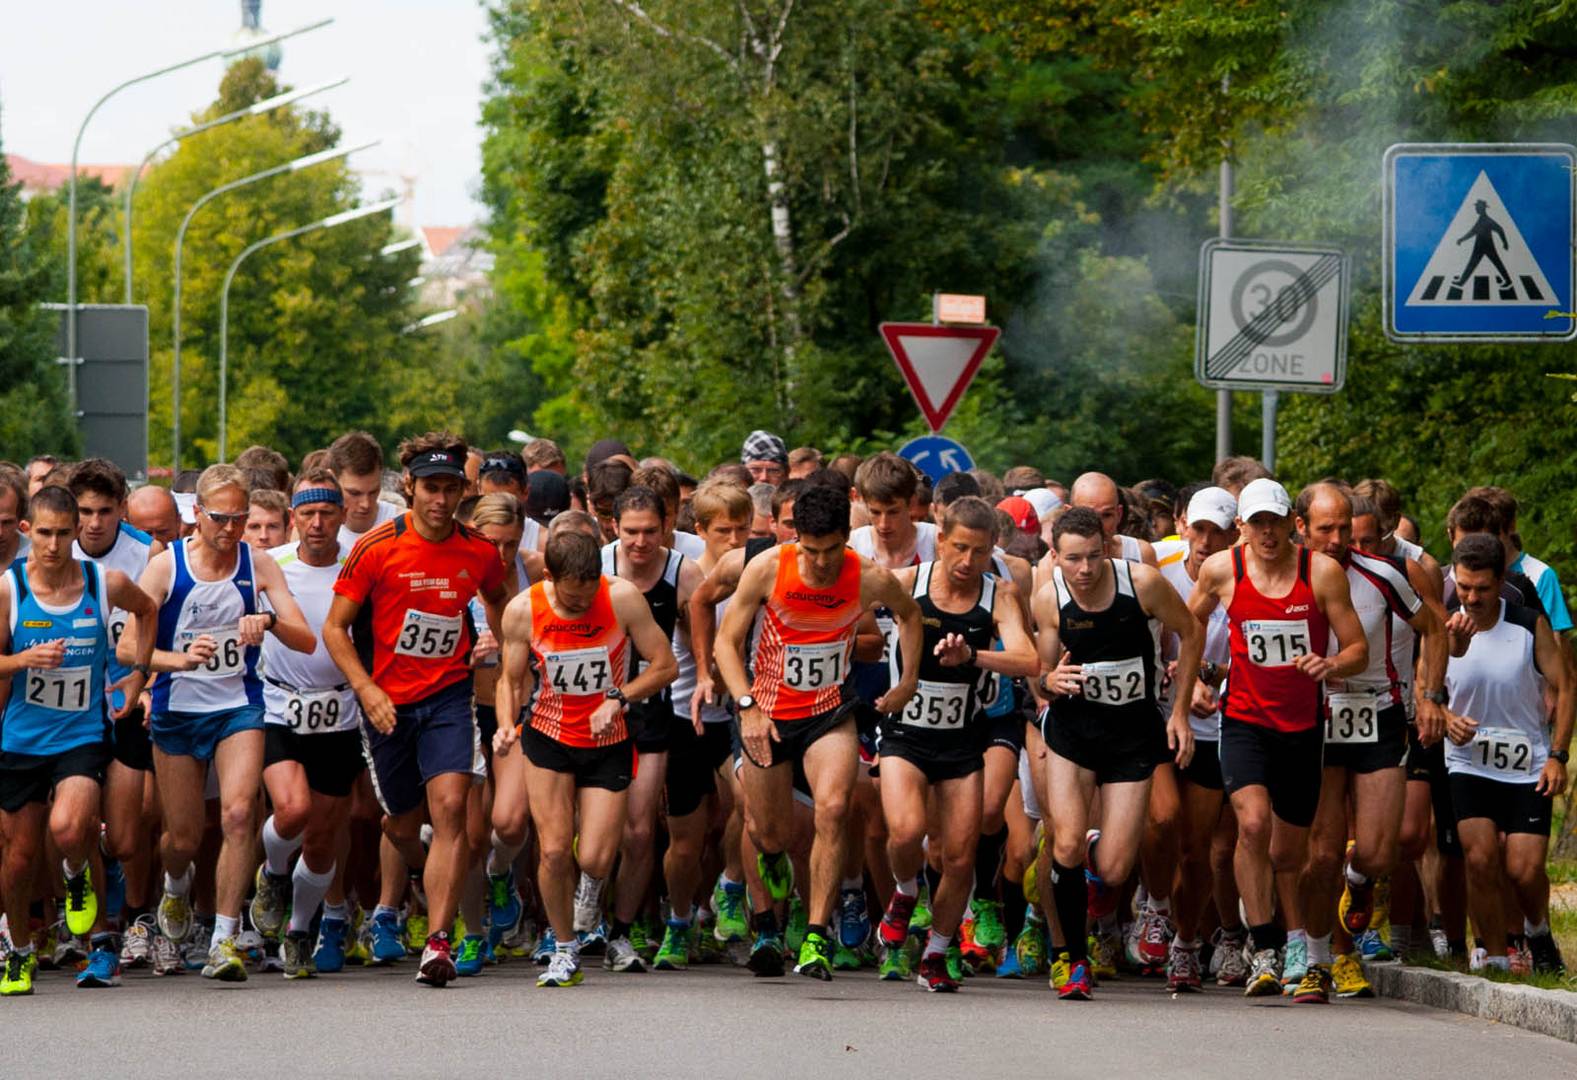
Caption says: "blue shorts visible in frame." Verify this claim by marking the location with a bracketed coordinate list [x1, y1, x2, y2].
[361, 678, 481, 817]
[150, 705, 265, 762]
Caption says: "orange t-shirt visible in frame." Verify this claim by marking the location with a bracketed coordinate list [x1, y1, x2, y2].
[751, 545, 862, 721]
[528, 577, 629, 748]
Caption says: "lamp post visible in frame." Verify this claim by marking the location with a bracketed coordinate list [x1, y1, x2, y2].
[65, 18, 333, 417]
[217, 198, 401, 459]
[170, 139, 378, 473]
[123, 75, 349, 303]
[403, 309, 460, 334]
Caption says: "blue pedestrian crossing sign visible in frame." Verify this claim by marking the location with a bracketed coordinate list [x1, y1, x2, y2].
[1385, 143, 1576, 342]
[898, 434, 973, 484]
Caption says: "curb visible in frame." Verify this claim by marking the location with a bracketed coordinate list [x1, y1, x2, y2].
[1363, 961, 1577, 1043]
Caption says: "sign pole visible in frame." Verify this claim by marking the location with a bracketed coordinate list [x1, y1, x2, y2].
[1261, 389, 1278, 472]
[1216, 150, 1234, 463]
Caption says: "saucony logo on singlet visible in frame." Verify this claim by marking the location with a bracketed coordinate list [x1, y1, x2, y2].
[546, 622, 601, 639]
[785, 589, 846, 610]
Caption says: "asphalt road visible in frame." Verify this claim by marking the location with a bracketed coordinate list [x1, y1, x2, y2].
[9, 957, 1577, 1078]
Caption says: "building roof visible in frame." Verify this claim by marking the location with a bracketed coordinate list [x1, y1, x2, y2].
[6, 154, 135, 195]
[421, 226, 466, 259]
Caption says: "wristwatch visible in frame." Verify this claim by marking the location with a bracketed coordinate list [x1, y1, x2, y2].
[737, 694, 757, 712]
[1552, 749, 1570, 765]
[1421, 687, 1447, 705]
[264, 610, 278, 631]
[604, 687, 628, 707]
[133, 662, 152, 679]
[1200, 661, 1220, 685]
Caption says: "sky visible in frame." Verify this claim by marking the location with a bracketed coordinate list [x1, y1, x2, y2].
[0, 0, 493, 229]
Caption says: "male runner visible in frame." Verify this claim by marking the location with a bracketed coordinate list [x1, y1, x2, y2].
[244, 490, 290, 552]
[126, 485, 182, 547]
[715, 484, 922, 980]
[1068, 472, 1157, 566]
[0, 486, 157, 995]
[489, 529, 676, 988]
[0, 466, 31, 569]
[875, 496, 1037, 991]
[133, 465, 314, 983]
[1187, 478, 1366, 997]
[1033, 506, 1203, 1000]
[323, 434, 508, 988]
[329, 431, 400, 547]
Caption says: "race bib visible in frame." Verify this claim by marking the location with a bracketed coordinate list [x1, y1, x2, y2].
[545, 646, 613, 697]
[282, 687, 350, 734]
[108, 612, 129, 652]
[1325, 691, 1379, 745]
[783, 641, 846, 691]
[900, 680, 970, 730]
[1470, 730, 1535, 776]
[25, 665, 92, 713]
[394, 610, 463, 660]
[1242, 619, 1311, 668]
[1081, 657, 1147, 705]
[875, 611, 897, 664]
[178, 626, 245, 678]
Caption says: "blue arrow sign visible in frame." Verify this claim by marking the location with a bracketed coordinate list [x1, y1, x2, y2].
[898, 434, 974, 484]
[1385, 143, 1576, 342]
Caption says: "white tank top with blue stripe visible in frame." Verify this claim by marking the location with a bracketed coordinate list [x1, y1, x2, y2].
[152, 539, 262, 714]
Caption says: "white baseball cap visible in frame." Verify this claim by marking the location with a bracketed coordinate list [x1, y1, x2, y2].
[1236, 478, 1292, 521]
[1021, 487, 1062, 519]
[172, 491, 198, 526]
[1185, 486, 1237, 530]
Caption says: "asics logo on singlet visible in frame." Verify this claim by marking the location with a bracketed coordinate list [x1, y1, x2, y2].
[1283, 603, 1310, 614]
[546, 622, 600, 639]
[784, 589, 845, 610]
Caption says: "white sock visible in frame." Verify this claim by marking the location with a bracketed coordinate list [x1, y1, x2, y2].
[211, 913, 239, 950]
[1287, 928, 1308, 948]
[323, 901, 350, 923]
[288, 861, 337, 934]
[556, 936, 580, 961]
[841, 876, 863, 893]
[1345, 863, 1368, 887]
[1525, 918, 1550, 937]
[1487, 954, 1511, 971]
[164, 865, 193, 898]
[924, 930, 949, 958]
[1308, 934, 1332, 965]
[894, 877, 919, 898]
[719, 872, 742, 890]
[1171, 933, 1201, 950]
[262, 815, 302, 877]
[62, 857, 87, 880]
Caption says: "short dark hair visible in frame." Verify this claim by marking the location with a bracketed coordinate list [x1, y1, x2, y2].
[630, 465, 680, 516]
[614, 484, 665, 523]
[934, 471, 982, 507]
[329, 431, 384, 476]
[398, 431, 467, 471]
[1452, 533, 1505, 578]
[587, 459, 633, 510]
[28, 485, 79, 523]
[942, 495, 997, 537]
[1447, 495, 1503, 537]
[545, 528, 601, 581]
[1052, 505, 1105, 549]
[67, 458, 128, 503]
[854, 452, 918, 505]
[234, 445, 291, 492]
[792, 484, 851, 539]
[772, 478, 807, 518]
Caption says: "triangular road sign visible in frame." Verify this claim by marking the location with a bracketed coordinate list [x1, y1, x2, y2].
[880, 322, 999, 433]
[1406, 170, 1558, 306]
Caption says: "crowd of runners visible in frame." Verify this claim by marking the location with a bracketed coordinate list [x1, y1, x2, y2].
[0, 428, 1567, 1002]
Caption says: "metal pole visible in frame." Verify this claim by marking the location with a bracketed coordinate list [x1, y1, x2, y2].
[1261, 390, 1279, 472]
[123, 76, 348, 303]
[1214, 77, 1233, 465]
[171, 139, 378, 473]
[65, 18, 333, 418]
[218, 199, 399, 459]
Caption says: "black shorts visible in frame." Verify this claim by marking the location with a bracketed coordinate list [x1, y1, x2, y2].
[1406, 728, 1461, 856]
[879, 734, 983, 784]
[666, 720, 733, 818]
[631, 703, 673, 755]
[1041, 710, 1168, 787]
[112, 705, 153, 772]
[0, 742, 111, 813]
[982, 707, 1025, 756]
[1180, 738, 1223, 791]
[523, 726, 635, 792]
[264, 725, 366, 798]
[1448, 773, 1553, 838]
[475, 704, 499, 756]
[1322, 701, 1409, 774]
[1219, 718, 1323, 828]
[758, 700, 857, 771]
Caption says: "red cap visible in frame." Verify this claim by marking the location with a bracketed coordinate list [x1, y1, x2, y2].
[996, 496, 1039, 535]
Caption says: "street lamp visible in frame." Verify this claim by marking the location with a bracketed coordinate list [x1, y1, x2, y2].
[402, 309, 460, 334]
[171, 138, 378, 473]
[123, 75, 349, 303]
[379, 239, 421, 257]
[217, 198, 401, 460]
[65, 17, 333, 416]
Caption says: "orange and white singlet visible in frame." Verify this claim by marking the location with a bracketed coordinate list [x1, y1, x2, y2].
[751, 545, 863, 721]
[528, 577, 629, 748]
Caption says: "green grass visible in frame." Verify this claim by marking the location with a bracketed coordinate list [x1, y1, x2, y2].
[1385, 906, 1577, 993]
[1547, 858, 1577, 885]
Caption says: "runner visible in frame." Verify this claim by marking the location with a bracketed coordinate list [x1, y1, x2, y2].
[126, 485, 182, 547]
[329, 431, 401, 547]
[489, 528, 677, 988]
[244, 489, 290, 552]
[322, 434, 509, 987]
[714, 483, 923, 980]
[1069, 472, 1157, 565]
[133, 465, 315, 983]
[1033, 506, 1203, 1000]
[875, 496, 1037, 992]
[1187, 478, 1367, 997]
[0, 485, 157, 995]
[0, 465, 30, 569]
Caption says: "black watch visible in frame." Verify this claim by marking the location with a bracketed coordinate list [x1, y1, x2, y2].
[605, 687, 628, 707]
[965, 643, 978, 666]
[1421, 687, 1447, 706]
[1552, 749, 1570, 765]
[133, 662, 153, 679]
[264, 610, 278, 632]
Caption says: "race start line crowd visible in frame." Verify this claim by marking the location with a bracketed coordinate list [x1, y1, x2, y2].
[0, 426, 1567, 1003]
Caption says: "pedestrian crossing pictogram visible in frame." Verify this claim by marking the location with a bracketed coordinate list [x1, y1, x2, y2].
[1405, 171, 1556, 306]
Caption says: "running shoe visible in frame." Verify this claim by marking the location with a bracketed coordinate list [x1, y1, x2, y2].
[1292, 963, 1330, 1004]
[1428, 924, 1450, 961]
[0, 951, 32, 996]
[1356, 928, 1394, 963]
[281, 931, 315, 980]
[1050, 950, 1071, 990]
[604, 934, 646, 972]
[1213, 927, 1249, 987]
[455, 934, 487, 977]
[1244, 947, 1281, 997]
[486, 870, 523, 951]
[1167, 941, 1202, 992]
[839, 887, 870, 949]
[404, 914, 429, 956]
[1089, 931, 1119, 981]
[249, 865, 290, 939]
[53, 933, 88, 969]
[75, 942, 121, 988]
[63, 862, 98, 937]
[1280, 935, 1309, 993]
[970, 898, 1006, 952]
[1510, 939, 1532, 977]
[1331, 952, 1373, 997]
[415, 935, 456, 987]
[945, 943, 967, 984]
[629, 915, 655, 962]
[996, 943, 1025, 979]
[346, 908, 374, 966]
[151, 933, 182, 977]
[572, 873, 605, 933]
[654, 921, 691, 971]
[1084, 830, 1115, 920]
[1468, 945, 1488, 972]
[157, 889, 192, 943]
[1528, 932, 1565, 975]
[1012, 919, 1048, 978]
[1059, 958, 1092, 1000]
[878, 892, 918, 949]
[313, 916, 349, 974]
[577, 918, 608, 956]
[793, 930, 833, 981]
[747, 931, 786, 977]
[909, 885, 932, 935]
[121, 915, 155, 969]
[533, 927, 558, 966]
[959, 917, 992, 973]
[236, 929, 273, 971]
[1138, 907, 1171, 972]
[712, 877, 748, 942]
[370, 911, 406, 965]
[785, 899, 808, 953]
[1123, 918, 1145, 971]
[537, 950, 582, 987]
[1338, 867, 1376, 936]
[878, 943, 910, 981]
[202, 938, 247, 982]
[917, 951, 959, 992]
[757, 852, 794, 904]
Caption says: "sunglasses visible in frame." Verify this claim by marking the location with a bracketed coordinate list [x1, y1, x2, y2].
[200, 507, 248, 526]
[480, 457, 524, 476]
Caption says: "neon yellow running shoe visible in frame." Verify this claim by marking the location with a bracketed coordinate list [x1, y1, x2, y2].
[63, 862, 98, 938]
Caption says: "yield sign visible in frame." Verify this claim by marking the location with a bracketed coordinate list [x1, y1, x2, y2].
[879, 322, 1000, 433]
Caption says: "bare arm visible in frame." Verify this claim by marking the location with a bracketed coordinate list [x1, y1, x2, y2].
[1535, 615, 1572, 797]
[688, 547, 746, 722]
[1303, 553, 1368, 683]
[1135, 564, 1201, 767]
[250, 554, 315, 654]
[865, 562, 921, 715]
[122, 551, 212, 673]
[1404, 557, 1449, 747]
[717, 550, 779, 766]
[973, 580, 1037, 678]
[614, 579, 678, 703]
[324, 593, 396, 735]
[492, 592, 535, 753]
[104, 569, 156, 718]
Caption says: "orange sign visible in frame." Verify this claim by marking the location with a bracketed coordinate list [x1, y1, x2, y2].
[933, 293, 987, 324]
